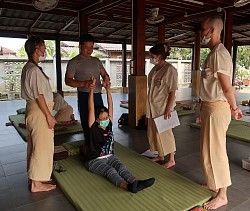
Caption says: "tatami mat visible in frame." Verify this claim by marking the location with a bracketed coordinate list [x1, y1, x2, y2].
[9, 114, 83, 142]
[190, 119, 250, 143]
[53, 141, 214, 211]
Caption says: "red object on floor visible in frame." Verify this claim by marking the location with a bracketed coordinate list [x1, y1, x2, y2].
[190, 205, 207, 211]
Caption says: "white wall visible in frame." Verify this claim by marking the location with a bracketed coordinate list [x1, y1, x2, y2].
[0, 58, 192, 93]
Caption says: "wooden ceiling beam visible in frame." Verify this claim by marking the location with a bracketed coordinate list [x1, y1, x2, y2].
[90, 14, 131, 24]
[29, 14, 43, 30]
[101, 24, 130, 39]
[59, 17, 77, 33]
[88, 21, 107, 32]
[162, 10, 221, 25]
[0, 2, 77, 17]
[233, 29, 250, 38]
[147, 0, 202, 11]
[80, 0, 127, 16]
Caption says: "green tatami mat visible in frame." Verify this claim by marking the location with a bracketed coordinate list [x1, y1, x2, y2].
[190, 119, 250, 143]
[53, 142, 214, 211]
[9, 114, 83, 142]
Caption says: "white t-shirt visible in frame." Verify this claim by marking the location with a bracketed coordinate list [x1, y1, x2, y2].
[21, 62, 53, 103]
[200, 43, 232, 102]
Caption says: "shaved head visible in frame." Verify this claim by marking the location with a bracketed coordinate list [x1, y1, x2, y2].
[205, 15, 223, 34]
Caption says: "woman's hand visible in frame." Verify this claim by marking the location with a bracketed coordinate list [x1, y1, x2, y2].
[102, 76, 111, 90]
[231, 108, 243, 120]
[89, 75, 96, 90]
[164, 106, 171, 119]
[46, 115, 57, 129]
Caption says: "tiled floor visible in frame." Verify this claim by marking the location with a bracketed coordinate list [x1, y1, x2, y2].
[0, 88, 249, 211]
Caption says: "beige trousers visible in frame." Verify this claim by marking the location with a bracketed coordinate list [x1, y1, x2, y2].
[54, 104, 73, 122]
[25, 100, 54, 181]
[147, 118, 176, 157]
[200, 101, 231, 190]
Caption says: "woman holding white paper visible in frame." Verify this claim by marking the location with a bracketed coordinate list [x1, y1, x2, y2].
[146, 43, 178, 169]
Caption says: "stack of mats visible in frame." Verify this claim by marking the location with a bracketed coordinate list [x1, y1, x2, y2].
[53, 141, 214, 211]
[190, 119, 250, 143]
[8, 114, 83, 142]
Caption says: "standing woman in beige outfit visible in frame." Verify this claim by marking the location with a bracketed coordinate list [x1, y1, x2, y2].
[21, 36, 57, 192]
[146, 43, 178, 169]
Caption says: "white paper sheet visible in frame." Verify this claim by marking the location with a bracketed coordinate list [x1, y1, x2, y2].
[153, 110, 180, 133]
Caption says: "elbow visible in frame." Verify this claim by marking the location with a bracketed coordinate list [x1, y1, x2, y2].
[223, 87, 234, 96]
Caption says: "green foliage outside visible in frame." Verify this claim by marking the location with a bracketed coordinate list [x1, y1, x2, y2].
[169, 47, 192, 60]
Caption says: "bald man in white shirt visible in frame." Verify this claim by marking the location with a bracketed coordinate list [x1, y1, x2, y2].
[199, 15, 243, 210]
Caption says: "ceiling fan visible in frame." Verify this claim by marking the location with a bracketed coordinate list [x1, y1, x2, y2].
[32, 0, 59, 11]
[146, 8, 165, 25]
[234, 0, 250, 7]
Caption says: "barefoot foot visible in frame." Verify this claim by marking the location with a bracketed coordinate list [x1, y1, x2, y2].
[162, 160, 175, 169]
[203, 195, 228, 210]
[31, 181, 56, 193]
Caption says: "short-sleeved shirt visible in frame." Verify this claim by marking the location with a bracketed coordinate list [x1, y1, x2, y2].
[200, 43, 232, 102]
[53, 92, 68, 111]
[66, 55, 104, 93]
[146, 62, 178, 118]
[21, 62, 53, 102]
[86, 121, 114, 161]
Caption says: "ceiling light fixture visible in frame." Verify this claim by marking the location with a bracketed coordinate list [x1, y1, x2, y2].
[183, 0, 204, 5]
[33, 0, 59, 11]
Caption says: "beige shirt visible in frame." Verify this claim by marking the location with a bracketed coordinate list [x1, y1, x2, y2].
[146, 62, 178, 118]
[21, 62, 53, 102]
[200, 43, 232, 102]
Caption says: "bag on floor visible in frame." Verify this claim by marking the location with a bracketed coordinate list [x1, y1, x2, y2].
[118, 113, 129, 126]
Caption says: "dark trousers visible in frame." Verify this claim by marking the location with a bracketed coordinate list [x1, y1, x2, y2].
[78, 92, 104, 145]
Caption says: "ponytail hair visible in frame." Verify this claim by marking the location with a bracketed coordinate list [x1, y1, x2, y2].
[149, 43, 171, 60]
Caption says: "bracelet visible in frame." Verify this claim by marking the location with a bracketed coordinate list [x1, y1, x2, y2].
[231, 107, 238, 111]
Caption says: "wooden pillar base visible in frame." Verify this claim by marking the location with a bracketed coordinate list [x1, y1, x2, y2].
[128, 75, 147, 128]
[191, 71, 201, 97]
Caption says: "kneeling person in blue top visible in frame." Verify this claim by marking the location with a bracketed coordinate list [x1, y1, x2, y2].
[85, 75, 155, 193]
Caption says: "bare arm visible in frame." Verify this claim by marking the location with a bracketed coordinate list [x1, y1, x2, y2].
[65, 73, 92, 88]
[217, 72, 243, 120]
[106, 85, 113, 122]
[88, 76, 96, 128]
[36, 94, 57, 129]
[100, 68, 110, 81]
[164, 90, 176, 119]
